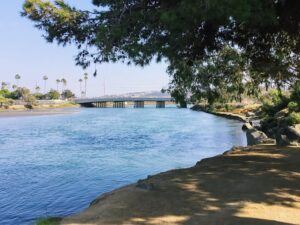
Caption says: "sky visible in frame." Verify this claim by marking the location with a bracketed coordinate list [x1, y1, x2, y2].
[0, 1, 170, 97]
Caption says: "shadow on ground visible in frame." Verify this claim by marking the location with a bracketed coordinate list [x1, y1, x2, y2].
[61, 145, 300, 225]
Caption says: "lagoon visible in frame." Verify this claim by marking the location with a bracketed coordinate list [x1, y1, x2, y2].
[0, 107, 246, 225]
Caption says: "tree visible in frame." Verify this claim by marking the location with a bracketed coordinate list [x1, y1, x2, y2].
[56, 79, 61, 92]
[46, 89, 60, 100]
[1, 82, 7, 90]
[83, 73, 88, 97]
[61, 78, 67, 92]
[12, 84, 18, 90]
[61, 89, 75, 99]
[43, 75, 48, 93]
[15, 74, 21, 86]
[35, 85, 41, 94]
[78, 78, 83, 97]
[22, 0, 300, 103]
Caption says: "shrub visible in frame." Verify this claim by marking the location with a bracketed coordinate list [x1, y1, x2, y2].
[61, 89, 75, 99]
[46, 89, 60, 100]
[261, 89, 289, 117]
[0, 89, 10, 98]
[290, 81, 300, 102]
[288, 101, 299, 112]
[286, 112, 300, 126]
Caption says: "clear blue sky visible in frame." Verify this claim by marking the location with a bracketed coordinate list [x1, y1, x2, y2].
[0, 1, 169, 96]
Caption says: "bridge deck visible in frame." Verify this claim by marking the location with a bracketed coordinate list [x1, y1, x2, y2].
[75, 97, 174, 104]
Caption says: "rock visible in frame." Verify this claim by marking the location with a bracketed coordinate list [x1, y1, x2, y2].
[242, 122, 253, 131]
[136, 180, 156, 190]
[275, 108, 289, 119]
[246, 111, 256, 117]
[276, 125, 300, 146]
[246, 128, 270, 146]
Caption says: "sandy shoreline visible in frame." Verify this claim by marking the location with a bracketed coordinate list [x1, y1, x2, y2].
[0, 107, 80, 118]
[57, 145, 300, 225]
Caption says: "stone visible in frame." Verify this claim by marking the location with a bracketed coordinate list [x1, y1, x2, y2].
[242, 122, 253, 131]
[246, 128, 269, 146]
[246, 111, 256, 117]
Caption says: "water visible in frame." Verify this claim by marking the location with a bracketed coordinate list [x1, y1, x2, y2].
[0, 107, 246, 225]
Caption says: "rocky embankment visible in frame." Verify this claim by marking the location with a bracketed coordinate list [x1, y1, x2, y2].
[191, 104, 300, 146]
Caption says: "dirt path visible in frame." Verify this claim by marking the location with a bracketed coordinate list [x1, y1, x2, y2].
[61, 145, 300, 225]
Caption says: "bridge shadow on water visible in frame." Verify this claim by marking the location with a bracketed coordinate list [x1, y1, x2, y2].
[62, 145, 300, 225]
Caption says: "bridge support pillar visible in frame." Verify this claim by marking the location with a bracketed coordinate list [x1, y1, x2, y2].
[134, 101, 144, 108]
[98, 102, 107, 108]
[113, 101, 125, 108]
[156, 101, 165, 108]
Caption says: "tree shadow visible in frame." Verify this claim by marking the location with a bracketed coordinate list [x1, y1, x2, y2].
[62, 145, 300, 225]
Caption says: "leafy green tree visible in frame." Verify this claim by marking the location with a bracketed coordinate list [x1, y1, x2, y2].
[61, 89, 75, 99]
[1, 82, 8, 90]
[22, 0, 300, 103]
[46, 89, 60, 100]
[0, 89, 11, 99]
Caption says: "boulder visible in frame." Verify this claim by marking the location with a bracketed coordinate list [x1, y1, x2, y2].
[246, 111, 256, 117]
[246, 128, 274, 146]
[276, 124, 300, 146]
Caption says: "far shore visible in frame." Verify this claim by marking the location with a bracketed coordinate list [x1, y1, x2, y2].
[0, 104, 80, 118]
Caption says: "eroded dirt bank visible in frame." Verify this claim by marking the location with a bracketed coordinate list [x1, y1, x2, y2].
[61, 145, 300, 225]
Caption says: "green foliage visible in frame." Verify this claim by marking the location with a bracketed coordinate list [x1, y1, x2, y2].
[61, 89, 75, 99]
[286, 112, 300, 126]
[288, 102, 299, 113]
[34, 93, 46, 100]
[260, 90, 289, 117]
[0, 89, 11, 98]
[290, 81, 300, 102]
[22, 0, 300, 104]
[35, 217, 61, 225]
[0, 95, 13, 108]
[46, 89, 60, 100]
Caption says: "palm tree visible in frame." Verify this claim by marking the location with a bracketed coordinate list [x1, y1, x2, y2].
[78, 78, 83, 97]
[43, 75, 48, 93]
[61, 78, 67, 92]
[84, 73, 88, 97]
[1, 82, 7, 90]
[56, 79, 61, 92]
[15, 74, 21, 86]
[35, 85, 41, 94]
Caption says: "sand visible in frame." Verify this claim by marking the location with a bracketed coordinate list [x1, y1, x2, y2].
[0, 107, 80, 118]
[60, 145, 300, 225]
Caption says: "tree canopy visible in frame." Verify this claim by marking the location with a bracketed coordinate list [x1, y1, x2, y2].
[22, 0, 300, 103]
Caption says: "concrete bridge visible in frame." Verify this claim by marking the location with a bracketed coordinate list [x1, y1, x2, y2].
[74, 97, 175, 108]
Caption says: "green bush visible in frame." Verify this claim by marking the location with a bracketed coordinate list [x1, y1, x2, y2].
[0, 89, 10, 98]
[286, 112, 300, 125]
[288, 101, 299, 112]
[46, 90, 60, 100]
[261, 89, 289, 117]
[290, 81, 300, 102]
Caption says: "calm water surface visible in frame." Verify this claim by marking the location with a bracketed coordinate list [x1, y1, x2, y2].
[0, 107, 246, 225]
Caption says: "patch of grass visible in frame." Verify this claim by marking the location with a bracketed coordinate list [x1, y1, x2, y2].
[35, 217, 61, 225]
